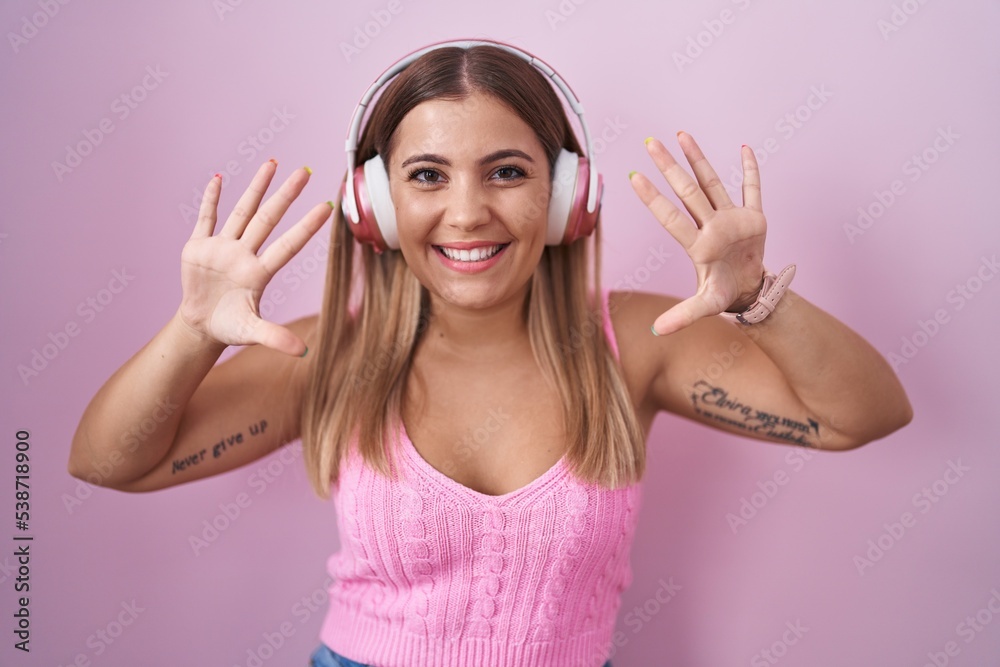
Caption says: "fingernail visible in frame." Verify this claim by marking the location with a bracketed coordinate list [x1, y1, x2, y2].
[676, 130, 685, 139]
[644, 136, 654, 145]
[268, 158, 278, 166]
[303, 166, 313, 175]
[213, 173, 222, 180]
[300, 346, 309, 358]
[741, 144, 748, 150]
[650, 325, 660, 337]
[628, 170, 637, 180]
[326, 200, 335, 209]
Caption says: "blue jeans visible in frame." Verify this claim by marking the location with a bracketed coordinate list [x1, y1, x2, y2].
[309, 644, 612, 666]
[309, 644, 368, 666]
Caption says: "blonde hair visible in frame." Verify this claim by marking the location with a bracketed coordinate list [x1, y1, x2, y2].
[302, 45, 645, 496]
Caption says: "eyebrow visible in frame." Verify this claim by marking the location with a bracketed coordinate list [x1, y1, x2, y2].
[399, 149, 535, 169]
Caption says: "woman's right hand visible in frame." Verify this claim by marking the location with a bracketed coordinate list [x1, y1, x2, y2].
[176, 160, 332, 356]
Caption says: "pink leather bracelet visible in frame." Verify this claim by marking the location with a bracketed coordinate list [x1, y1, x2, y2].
[720, 264, 796, 325]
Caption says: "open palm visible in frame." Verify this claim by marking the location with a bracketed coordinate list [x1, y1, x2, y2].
[177, 161, 332, 356]
[629, 132, 769, 335]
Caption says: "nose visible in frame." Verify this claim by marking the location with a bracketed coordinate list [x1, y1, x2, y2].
[444, 177, 491, 233]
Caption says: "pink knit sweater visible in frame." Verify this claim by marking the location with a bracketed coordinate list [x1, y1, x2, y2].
[319, 290, 643, 667]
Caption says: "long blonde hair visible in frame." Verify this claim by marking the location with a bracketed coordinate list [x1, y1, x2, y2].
[302, 45, 645, 496]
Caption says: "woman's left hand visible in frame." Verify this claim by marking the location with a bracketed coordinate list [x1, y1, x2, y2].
[628, 132, 769, 335]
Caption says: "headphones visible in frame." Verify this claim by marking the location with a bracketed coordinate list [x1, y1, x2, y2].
[340, 38, 604, 254]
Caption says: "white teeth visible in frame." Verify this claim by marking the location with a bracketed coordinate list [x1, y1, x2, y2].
[440, 245, 502, 262]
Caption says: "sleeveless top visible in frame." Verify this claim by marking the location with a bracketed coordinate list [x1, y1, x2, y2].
[318, 289, 643, 667]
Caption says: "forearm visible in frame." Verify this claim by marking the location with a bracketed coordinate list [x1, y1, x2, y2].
[69, 310, 227, 486]
[738, 290, 913, 445]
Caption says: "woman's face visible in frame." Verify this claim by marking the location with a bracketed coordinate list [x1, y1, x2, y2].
[387, 92, 551, 311]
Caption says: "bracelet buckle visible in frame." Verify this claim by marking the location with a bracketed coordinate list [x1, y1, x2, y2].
[721, 264, 796, 325]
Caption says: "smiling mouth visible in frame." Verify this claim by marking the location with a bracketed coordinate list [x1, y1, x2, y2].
[434, 244, 510, 262]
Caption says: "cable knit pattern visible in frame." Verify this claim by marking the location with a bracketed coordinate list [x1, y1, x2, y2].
[319, 290, 643, 667]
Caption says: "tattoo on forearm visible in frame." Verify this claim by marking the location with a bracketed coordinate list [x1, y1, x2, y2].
[689, 381, 819, 447]
[170, 419, 269, 474]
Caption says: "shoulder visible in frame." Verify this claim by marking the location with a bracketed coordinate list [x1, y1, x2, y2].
[604, 290, 681, 411]
[287, 312, 322, 343]
[605, 290, 741, 413]
[606, 289, 680, 334]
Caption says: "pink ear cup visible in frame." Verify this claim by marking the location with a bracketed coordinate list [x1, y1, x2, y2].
[562, 157, 602, 245]
[341, 165, 389, 254]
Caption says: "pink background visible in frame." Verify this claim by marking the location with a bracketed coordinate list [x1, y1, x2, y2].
[2, 0, 998, 665]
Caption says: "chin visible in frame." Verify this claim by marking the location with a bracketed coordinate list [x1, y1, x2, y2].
[426, 280, 529, 311]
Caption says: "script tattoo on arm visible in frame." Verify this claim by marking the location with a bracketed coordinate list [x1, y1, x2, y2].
[170, 419, 269, 474]
[689, 381, 819, 447]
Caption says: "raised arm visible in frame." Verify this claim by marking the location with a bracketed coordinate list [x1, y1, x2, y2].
[69, 160, 332, 490]
[622, 133, 911, 450]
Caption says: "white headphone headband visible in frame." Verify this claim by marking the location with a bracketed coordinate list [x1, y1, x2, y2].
[343, 39, 599, 224]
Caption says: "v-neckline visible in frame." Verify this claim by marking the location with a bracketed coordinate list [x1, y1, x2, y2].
[397, 418, 570, 503]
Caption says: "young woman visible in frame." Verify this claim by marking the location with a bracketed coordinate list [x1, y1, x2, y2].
[69, 41, 912, 667]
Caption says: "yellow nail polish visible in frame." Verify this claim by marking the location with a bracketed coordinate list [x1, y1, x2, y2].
[303, 166, 313, 175]
[326, 200, 335, 209]
[644, 137, 654, 145]
[628, 170, 637, 180]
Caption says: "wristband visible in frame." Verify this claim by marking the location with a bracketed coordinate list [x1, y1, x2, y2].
[721, 264, 796, 325]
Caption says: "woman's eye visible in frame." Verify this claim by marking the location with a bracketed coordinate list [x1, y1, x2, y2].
[409, 169, 441, 183]
[494, 166, 524, 181]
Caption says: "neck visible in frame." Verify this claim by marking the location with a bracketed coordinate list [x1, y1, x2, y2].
[420, 285, 532, 363]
